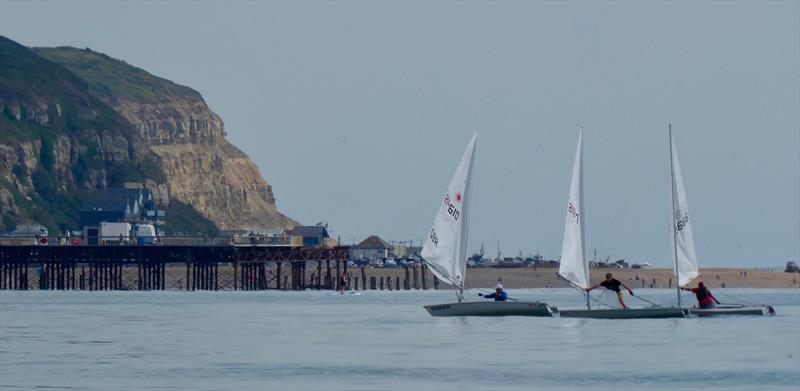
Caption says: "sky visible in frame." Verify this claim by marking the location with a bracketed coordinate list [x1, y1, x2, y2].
[1, 1, 798, 268]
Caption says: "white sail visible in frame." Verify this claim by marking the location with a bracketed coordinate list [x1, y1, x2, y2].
[670, 129, 700, 287]
[421, 134, 477, 290]
[558, 129, 590, 289]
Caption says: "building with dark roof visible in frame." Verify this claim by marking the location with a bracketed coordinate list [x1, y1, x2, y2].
[285, 225, 329, 247]
[79, 187, 162, 228]
[350, 235, 394, 260]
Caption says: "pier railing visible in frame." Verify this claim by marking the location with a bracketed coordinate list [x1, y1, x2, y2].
[0, 235, 302, 247]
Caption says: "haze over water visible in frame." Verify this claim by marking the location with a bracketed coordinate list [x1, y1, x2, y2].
[1, 289, 798, 391]
[1, 2, 798, 267]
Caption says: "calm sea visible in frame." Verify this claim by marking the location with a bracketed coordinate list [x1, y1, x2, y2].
[1, 289, 798, 391]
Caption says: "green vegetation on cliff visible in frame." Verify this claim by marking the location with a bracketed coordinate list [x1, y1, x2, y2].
[165, 199, 218, 236]
[0, 36, 216, 234]
[35, 46, 202, 105]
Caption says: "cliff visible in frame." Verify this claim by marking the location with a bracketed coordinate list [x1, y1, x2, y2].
[0, 36, 295, 233]
[36, 46, 296, 231]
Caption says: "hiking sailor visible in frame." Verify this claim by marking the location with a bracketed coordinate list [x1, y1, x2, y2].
[479, 283, 508, 301]
[587, 273, 634, 309]
[681, 281, 720, 309]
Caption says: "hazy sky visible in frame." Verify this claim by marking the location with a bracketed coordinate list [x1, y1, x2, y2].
[2, 1, 798, 267]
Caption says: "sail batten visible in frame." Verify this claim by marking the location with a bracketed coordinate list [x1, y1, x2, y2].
[670, 130, 700, 287]
[421, 134, 477, 291]
[558, 129, 590, 289]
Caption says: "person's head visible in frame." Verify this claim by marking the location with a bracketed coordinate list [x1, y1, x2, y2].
[698, 281, 705, 288]
[605, 273, 613, 281]
[495, 283, 503, 292]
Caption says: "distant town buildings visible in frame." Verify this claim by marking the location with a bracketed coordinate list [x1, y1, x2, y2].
[350, 235, 394, 260]
[393, 244, 422, 258]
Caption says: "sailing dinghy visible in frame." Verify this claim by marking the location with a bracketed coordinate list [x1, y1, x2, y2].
[422, 134, 555, 317]
[557, 129, 685, 319]
[667, 127, 775, 316]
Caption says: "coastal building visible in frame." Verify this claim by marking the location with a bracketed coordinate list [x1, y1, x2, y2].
[350, 235, 394, 260]
[79, 186, 163, 228]
[285, 225, 329, 247]
[393, 244, 422, 258]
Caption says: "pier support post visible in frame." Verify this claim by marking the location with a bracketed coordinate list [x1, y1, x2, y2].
[335, 260, 341, 291]
[361, 267, 367, 291]
[317, 261, 322, 290]
[233, 259, 238, 291]
[276, 262, 282, 290]
[325, 260, 331, 289]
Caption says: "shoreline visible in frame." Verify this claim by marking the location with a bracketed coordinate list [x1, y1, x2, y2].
[353, 267, 800, 290]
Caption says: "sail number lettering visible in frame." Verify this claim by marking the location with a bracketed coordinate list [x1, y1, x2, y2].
[675, 211, 689, 233]
[443, 194, 461, 221]
[429, 228, 439, 247]
[568, 202, 579, 223]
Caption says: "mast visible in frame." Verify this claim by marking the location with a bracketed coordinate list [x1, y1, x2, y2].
[579, 127, 589, 310]
[669, 124, 681, 308]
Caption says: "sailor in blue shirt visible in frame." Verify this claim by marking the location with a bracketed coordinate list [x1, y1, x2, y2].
[479, 283, 508, 301]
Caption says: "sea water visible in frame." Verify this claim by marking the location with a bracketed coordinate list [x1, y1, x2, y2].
[1, 289, 798, 391]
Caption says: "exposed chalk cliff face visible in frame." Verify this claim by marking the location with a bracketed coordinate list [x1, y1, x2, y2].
[35, 46, 296, 230]
[0, 35, 295, 232]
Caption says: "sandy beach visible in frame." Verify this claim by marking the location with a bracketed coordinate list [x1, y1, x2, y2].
[351, 267, 800, 290]
[149, 265, 800, 291]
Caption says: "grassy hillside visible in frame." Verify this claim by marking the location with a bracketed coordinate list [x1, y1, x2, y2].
[0, 36, 216, 235]
[35, 46, 203, 104]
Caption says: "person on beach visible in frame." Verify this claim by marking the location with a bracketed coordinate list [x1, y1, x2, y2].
[587, 273, 634, 309]
[682, 281, 720, 309]
[479, 283, 508, 301]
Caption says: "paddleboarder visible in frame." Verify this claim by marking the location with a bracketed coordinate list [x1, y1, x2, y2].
[479, 283, 508, 301]
[587, 273, 634, 309]
[681, 281, 720, 309]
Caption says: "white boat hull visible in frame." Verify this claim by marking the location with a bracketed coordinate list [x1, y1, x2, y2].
[559, 307, 686, 319]
[686, 305, 775, 316]
[424, 301, 556, 317]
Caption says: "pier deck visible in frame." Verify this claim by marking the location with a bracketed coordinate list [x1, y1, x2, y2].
[0, 242, 352, 291]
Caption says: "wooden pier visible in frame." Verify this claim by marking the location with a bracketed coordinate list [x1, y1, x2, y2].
[0, 243, 436, 292]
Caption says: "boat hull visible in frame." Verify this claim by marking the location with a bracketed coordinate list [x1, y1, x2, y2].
[686, 305, 775, 316]
[424, 301, 556, 317]
[559, 307, 686, 319]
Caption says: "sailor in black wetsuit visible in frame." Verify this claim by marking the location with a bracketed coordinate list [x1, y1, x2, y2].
[587, 273, 634, 309]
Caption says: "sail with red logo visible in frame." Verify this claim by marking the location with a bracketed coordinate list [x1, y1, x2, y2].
[420, 133, 477, 302]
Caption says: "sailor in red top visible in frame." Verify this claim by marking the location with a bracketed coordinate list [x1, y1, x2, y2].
[681, 281, 720, 309]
